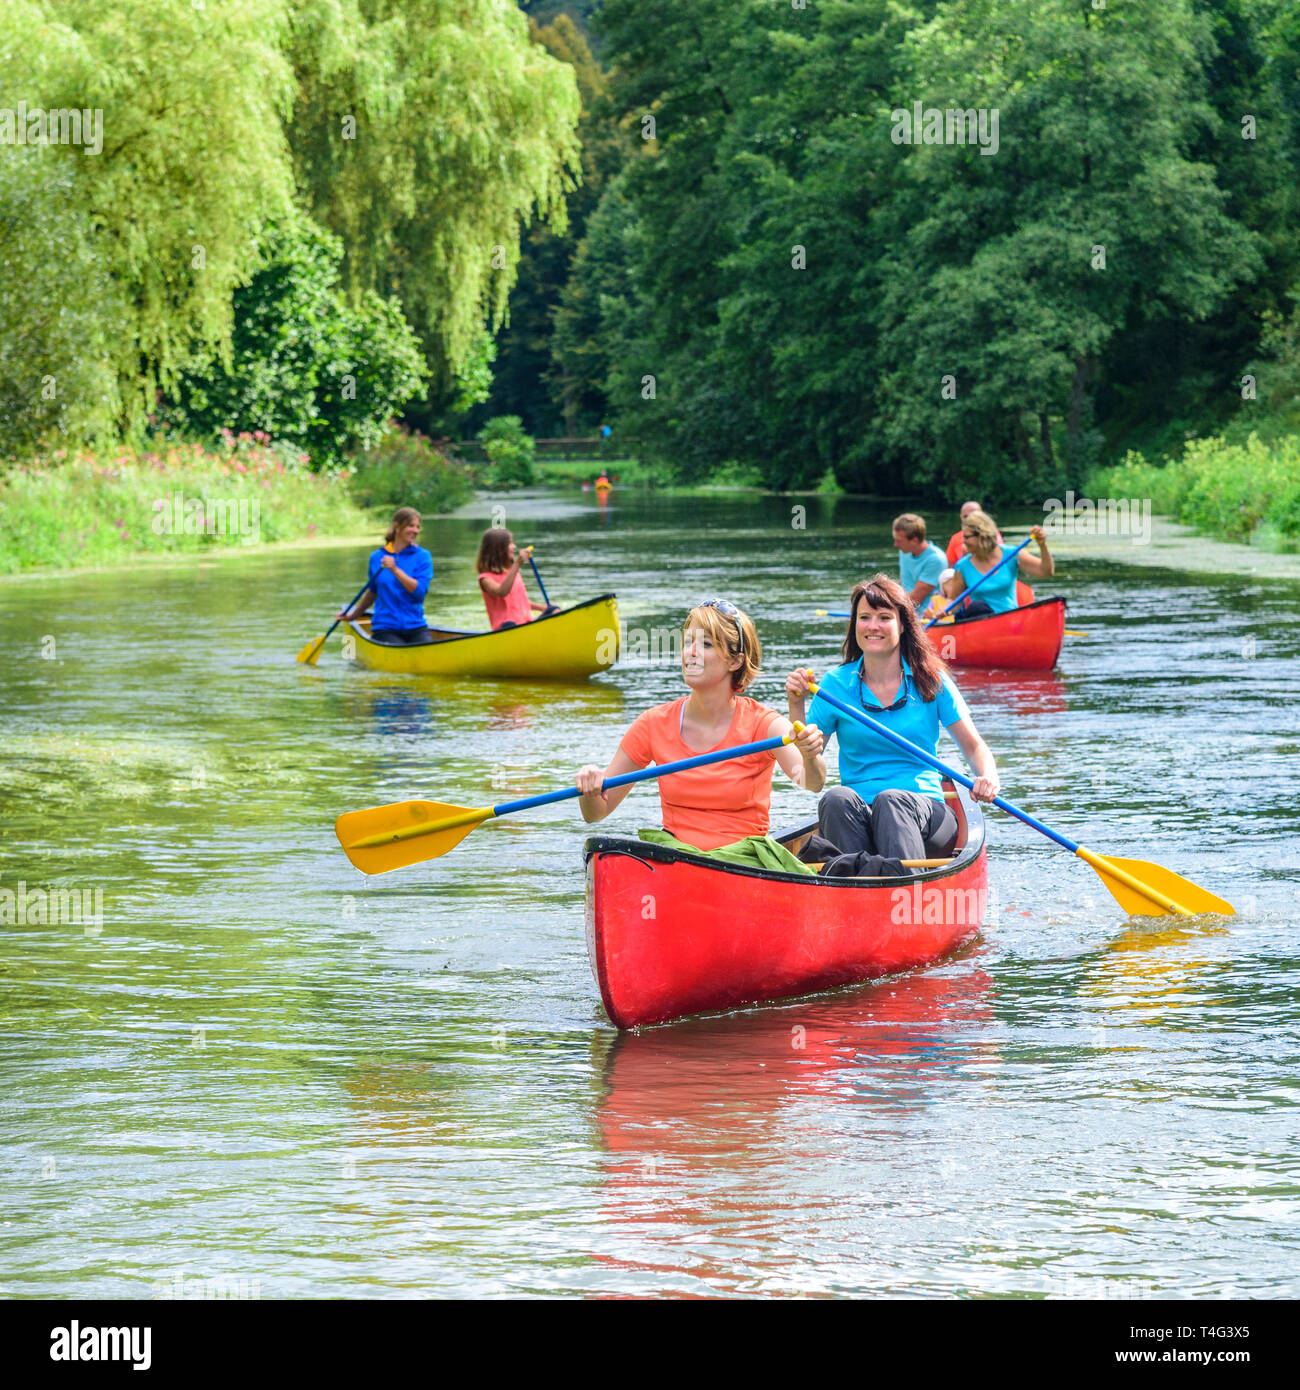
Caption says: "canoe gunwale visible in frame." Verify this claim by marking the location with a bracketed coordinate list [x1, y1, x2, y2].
[941, 594, 1065, 628]
[582, 781, 986, 888]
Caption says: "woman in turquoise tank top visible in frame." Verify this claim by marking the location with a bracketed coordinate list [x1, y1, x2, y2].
[941, 510, 1053, 617]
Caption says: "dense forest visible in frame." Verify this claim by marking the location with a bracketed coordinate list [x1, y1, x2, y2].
[4, 1, 1300, 507]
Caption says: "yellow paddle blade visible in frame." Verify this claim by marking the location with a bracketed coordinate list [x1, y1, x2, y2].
[1064, 628, 1089, 637]
[296, 633, 328, 665]
[1077, 848, 1235, 918]
[335, 800, 494, 874]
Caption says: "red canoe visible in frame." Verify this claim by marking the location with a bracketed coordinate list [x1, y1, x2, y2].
[925, 596, 1065, 670]
[584, 783, 988, 1029]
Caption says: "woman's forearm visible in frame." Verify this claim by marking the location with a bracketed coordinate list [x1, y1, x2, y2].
[970, 738, 997, 782]
[797, 755, 827, 793]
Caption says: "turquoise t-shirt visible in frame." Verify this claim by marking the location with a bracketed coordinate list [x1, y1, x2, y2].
[806, 657, 971, 804]
[954, 551, 1018, 615]
[899, 542, 947, 604]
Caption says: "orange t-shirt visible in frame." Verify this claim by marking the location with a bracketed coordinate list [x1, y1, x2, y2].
[480, 570, 531, 630]
[618, 696, 784, 851]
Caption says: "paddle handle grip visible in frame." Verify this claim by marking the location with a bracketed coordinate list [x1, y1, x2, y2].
[925, 535, 1033, 628]
[492, 729, 799, 818]
[806, 683, 1079, 853]
[525, 551, 552, 608]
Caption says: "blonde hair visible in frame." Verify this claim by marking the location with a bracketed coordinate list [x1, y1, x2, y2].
[683, 604, 761, 693]
[892, 512, 927, 541]
[961, 509, 998, 560]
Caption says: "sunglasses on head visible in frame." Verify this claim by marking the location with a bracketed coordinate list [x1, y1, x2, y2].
[697, 598, 745, 657]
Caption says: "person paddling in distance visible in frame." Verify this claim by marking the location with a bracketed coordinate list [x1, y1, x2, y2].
[476, 527, 556, 631]
[892, 512, 947, 613]
[339, 506, 435, 645]
[787, 574, 999, 867]
[944, 500, 999, 567]
[939, 510, 1054, 619]
[576, 600, 825, 852]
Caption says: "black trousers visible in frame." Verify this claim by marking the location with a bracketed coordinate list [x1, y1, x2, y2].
[370, 627, 435, 645]
[817, 786, 958, 863]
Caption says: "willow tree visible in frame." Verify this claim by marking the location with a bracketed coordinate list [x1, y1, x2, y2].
[0, 1, 297, 429]
[287, 0, 582, 393]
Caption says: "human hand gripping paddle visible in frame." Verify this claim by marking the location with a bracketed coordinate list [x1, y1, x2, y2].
[802, 675, 1233, 918]
[335, 726, 809, 875]
[296, 577, 373, 666]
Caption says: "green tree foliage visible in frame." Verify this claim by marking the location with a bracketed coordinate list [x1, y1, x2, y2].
[584, 0, 1298, 501]
[0, 0, 297, 428]
[480, 13, 634, 435]
[1, 1, 581, 455]
[871, 0, 1262, 500]
[168, 217, 428, 468]
[0, 150, 119, 459]
[286, 0, 582, 395]
[478, 416, 538, 488]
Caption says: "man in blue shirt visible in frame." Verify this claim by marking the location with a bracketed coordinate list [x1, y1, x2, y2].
[893, 513, 947, 612]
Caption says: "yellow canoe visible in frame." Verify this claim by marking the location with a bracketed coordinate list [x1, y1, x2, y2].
[342, 594, 620, 679]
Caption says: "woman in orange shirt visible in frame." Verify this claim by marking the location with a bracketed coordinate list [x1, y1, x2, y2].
[575, 600, 826, 851]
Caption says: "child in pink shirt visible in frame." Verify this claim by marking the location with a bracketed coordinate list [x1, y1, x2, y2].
[476, 528, 551, 629]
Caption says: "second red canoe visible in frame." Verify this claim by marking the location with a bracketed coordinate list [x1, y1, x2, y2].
[925, 596, 1065, 670]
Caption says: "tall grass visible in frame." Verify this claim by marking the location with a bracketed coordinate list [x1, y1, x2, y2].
[1088, 432, 1300, 548]
[347, 427, 476, 514]
[0, 432, 365, 575]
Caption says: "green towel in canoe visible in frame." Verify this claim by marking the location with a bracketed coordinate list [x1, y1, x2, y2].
[637, 829, 815, 875]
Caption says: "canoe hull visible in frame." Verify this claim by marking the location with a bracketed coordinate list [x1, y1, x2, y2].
[585, 785, 987, 1028]
[926, 596, 1064, 670]
[344, 594, 619, 679]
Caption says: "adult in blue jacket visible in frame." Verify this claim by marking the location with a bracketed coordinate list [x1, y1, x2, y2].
[341, 507, 435, 644]
[786, 573, 1000, 864]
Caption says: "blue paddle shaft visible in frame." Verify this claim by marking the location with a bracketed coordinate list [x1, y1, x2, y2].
[808, 683, 1078, 853]
[526, 552, 552, 608]
[492, 733, 791, 818]
[320, 579, 373, 644]
[925, 534, 1033, 627]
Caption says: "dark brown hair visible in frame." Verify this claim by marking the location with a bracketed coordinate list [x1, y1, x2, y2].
[842, 572, 949, 702]
[475, 527, 513, 574]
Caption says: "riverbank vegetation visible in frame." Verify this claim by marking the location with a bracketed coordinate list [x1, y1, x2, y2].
[0, 435, 366, 575]
[1089, 305, 1300, 547]
[4, 1, 1299, 533]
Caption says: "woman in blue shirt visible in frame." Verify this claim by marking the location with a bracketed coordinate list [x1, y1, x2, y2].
[340, 507, 436, 644]
[941, 510, 1053, 617]
[786, 574, 1000, 864]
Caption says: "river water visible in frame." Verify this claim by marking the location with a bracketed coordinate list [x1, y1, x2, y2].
[2, 490, 1297, 1298]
